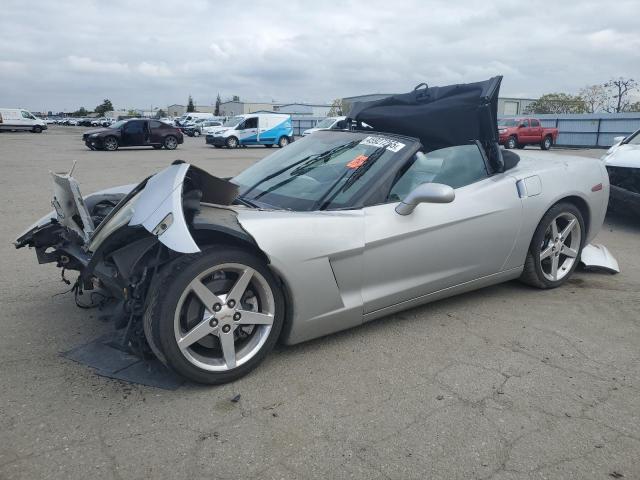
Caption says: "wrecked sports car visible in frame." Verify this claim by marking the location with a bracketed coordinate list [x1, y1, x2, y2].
[16, 77, 615, 384]
[602, 128, 640, 215]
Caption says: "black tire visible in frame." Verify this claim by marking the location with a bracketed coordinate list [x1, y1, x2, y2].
[103, 136, 119, 151]
[541, 136, 552, 150]
[505, 136, 517, 149]
[278, 136, 289, 148]
[226, 136, 239, 148]
[143, 247, 285, 384]
[32, 126, 42, 133]
[164, 135, 178, 150]
[152, 145, 162, 150]
[519, 202, 585, 289]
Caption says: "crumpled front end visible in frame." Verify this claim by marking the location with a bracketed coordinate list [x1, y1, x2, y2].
[15, 162, 240, 346]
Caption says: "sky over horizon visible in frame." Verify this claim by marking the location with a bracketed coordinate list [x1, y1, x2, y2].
[1, 0, 639, 112]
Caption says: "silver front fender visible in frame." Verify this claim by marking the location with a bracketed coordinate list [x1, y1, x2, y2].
[128, 163, 200, 254]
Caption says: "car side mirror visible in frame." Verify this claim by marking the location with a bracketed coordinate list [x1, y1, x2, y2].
[395, 182, 455, 215]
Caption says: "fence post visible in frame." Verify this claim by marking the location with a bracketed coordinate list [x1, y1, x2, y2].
[595, 118, 602, 147]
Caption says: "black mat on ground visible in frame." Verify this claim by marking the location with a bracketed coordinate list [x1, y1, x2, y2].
[62, 332, 185, 390]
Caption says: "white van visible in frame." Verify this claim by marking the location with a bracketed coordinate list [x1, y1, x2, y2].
[177, 112, 216, 126]
[302, 116, 347, 136]
[0, 108, 47, 133]
[205, 113, 293, 148]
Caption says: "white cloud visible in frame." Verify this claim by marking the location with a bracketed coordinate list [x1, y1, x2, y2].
[66, 56, 129, 74]
[0, 0, 638, 111]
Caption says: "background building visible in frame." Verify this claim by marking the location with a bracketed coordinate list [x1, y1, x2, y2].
[497, 97, 537, 116]
[274, 103, 332, 117]
[218, 101, 278, 117]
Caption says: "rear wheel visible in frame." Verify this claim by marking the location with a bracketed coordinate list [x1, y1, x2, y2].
[144, 248, 285, 384]
[541, 136, 552, 150]
[193, 130, 201, 137]
[164, 135, 178, 150]
[505, 136, 517, 149]
[103, 136, 119, 151]
[520, 202, 584, 289]
[278, 136, 289, 148]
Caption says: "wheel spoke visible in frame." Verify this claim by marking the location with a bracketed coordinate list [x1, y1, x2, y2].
[540, 243, 554, 260]
[560, 218, 577, 241]
[219, 331, 236, 368]
[236, 310, 274, 326]
[550, 255, 559, 280]
[178, 318, 215, 351]
[189, 279, 223, 312]
[227, 268, 254, 305]
[550, 219, 559, 238]
[561, 244, 578, 258]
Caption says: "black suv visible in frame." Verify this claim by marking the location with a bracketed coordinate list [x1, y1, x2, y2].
[82, 119, 184, 151]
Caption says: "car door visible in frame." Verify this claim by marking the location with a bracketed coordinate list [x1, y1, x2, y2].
[519, 118, 531, 143]
[237, 116, 258, 145]
[530, 119, 543, 143]
[121, 120, 146, 146]
[148, 120, 165, 144]
[361, 144, 523, 314]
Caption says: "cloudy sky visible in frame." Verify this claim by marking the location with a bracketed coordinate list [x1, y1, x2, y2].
[1, 0, 639, 112]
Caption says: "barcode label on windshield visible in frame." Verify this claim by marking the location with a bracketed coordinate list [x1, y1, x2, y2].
[360, 136, 405, 152]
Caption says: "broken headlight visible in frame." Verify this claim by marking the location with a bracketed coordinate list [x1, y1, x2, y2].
[87, 192, 141, 251]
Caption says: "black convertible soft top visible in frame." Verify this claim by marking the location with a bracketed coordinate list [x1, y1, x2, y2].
[347, 76, 506, 172]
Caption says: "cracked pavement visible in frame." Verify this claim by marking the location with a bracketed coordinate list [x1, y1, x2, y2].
[1, 129, 639, 479]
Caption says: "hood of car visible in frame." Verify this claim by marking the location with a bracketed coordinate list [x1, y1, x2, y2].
[83, 127, 113, 136]
[605, 144, 640, 169]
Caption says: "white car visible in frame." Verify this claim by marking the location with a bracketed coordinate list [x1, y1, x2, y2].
[302, 116, 347, 136]
[0, 108, 47, 133]
[602, 129, 640, 215]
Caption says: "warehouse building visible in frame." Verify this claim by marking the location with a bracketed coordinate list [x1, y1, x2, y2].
[274, 103, 332, 117]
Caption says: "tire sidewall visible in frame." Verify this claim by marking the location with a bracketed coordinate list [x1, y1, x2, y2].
[151, 248, 285, 384]
[528, 202, 585, 288]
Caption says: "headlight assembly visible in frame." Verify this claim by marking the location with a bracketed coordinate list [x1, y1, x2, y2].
[87, 192, 141, 251]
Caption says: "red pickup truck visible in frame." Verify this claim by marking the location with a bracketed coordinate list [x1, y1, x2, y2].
[498, 117, 558, 150]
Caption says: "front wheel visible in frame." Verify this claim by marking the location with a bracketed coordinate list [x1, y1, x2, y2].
[103, 136, 119, 151]
[32, 126, 42, 133]
[278, 136, 289, 148]
[505, 136, 517, 149]
[164, 135, 178, 150]
[520, 202, 584, 289]
[226, 136, 239, 148]
[193, 130, 201, 137]
[143, 248, 285, 384]
[541, 136, 552, 150]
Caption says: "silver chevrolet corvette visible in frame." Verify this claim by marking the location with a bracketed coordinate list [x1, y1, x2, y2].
[15, 78, 616, 384]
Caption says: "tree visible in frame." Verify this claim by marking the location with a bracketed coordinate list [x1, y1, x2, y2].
[215, 93, 221, 116]
[524, 93, 587, 114]
[72, 106, 89, 116]
[187, 95, 195, 112]
[94, 99, 114, 116]
[578, 85, 608, 113]
[604, 77, 638, 113]
[629, 101, 640, 113]
[155, 109, 166, 119]
[232, 95, 240, 102]
[328, 98, 345, 116]
[127, 108, 138, 117]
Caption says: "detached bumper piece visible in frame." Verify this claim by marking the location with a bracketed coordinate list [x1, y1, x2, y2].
[580, 244, 620, 274]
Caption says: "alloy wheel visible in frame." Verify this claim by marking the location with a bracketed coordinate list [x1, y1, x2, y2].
[104, 137, 118, 151]
[538, 212, 581, 282]
[173, 263, 275, 371]
[165, 136, 178, 149]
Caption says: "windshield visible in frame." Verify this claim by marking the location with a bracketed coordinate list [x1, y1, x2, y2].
[233, 131, 415, 211]
[497, 119, 519, 127]
[109, 120, 128, 129]
[315, 118, 338, 129]
[223, 116, 243, 127]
